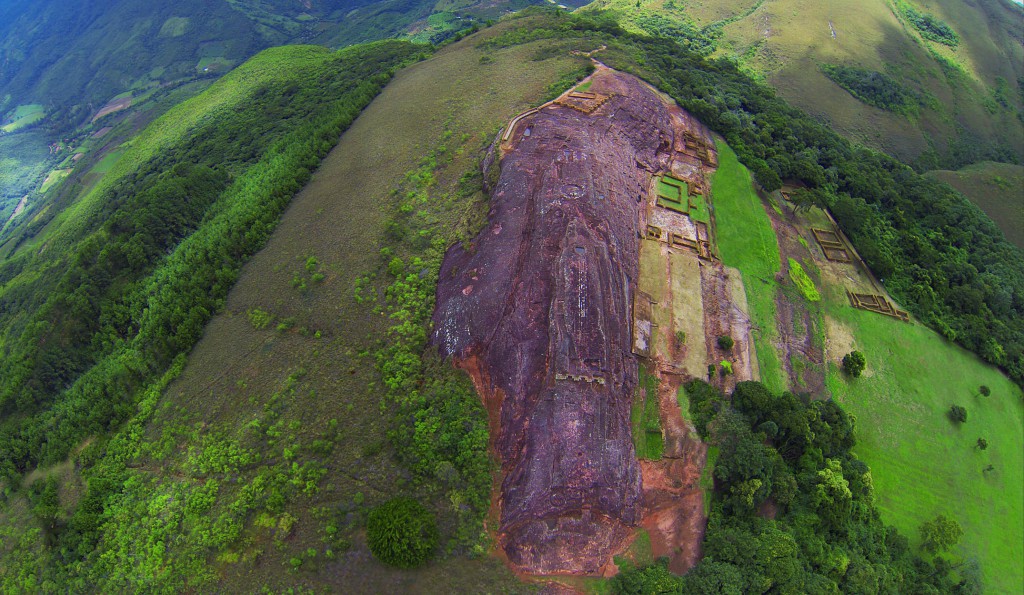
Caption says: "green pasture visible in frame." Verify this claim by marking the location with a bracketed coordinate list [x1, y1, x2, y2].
[158, 16, 189, 38]
[197, 57, 234, 73]
[823, 283, 1023, 592]
[710, 140, 786, 392]
[407, 12, 460, 44]
[38, 169, 70, 194]
[1, 104, 45, 132]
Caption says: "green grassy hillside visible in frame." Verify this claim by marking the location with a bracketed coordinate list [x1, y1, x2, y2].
[824, 291, 1024, 593]
[711, 136, 1024, 592]
[925, 162, 1024, 249]
[0, 19, 592, 591]
[583, 0, 1024, 168]
[0, 40, 421, 486]
[711, 141, 786, 392]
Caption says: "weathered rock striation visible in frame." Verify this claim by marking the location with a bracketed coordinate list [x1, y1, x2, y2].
[431, 70, 681, 574]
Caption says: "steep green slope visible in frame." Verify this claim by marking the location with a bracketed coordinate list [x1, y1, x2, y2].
[925, 162, 1024, 249]
[709, 136, 1022, 593]
[583, 0, 1024, 169]
[824, 289, 1024, 593]
[0, 41, 421, 483]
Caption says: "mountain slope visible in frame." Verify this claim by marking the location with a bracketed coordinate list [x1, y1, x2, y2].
[0, 41, 421, 482]
[0, 20, 589, 591]
[925, 162, 1024, 248]
[583, 0, 1024, 169]
[0, 6, 1020, 593]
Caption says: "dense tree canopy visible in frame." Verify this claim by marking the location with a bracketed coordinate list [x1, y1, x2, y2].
[614, 380, 971, 593]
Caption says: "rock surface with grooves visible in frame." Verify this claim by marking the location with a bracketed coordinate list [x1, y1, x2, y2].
[431, 70, 676, 574]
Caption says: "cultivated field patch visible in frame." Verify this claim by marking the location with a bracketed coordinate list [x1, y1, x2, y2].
[1, 104, 45, 132]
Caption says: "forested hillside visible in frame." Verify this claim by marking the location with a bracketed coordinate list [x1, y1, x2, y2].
[0, 41, 422, 483]
[0, 20, 583, 591]
[583, 0, 1024, 170]
[0, 0, 541, 226]
[0, 0, 445, 127]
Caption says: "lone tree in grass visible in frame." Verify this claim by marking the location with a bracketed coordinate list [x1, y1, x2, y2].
[366, 497, 439, 569]
[977, 385, 991, 398]
[976, 438, 988, 450]
[842, 350, 866, 378]
[717, 335, 734, 351]
[948, 404, 967, 424]
[919, 514, 963, 555]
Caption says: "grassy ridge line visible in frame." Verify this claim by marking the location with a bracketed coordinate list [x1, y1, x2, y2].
[27, 46, 341, 256]
[710, 140, 786, 392]
[0, 41, 423, 477]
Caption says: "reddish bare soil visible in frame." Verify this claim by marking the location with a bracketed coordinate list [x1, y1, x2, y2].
[639, 372, 708, 574]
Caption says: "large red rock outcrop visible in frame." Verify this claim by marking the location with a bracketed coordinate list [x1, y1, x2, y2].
[431, 70, 679, 574]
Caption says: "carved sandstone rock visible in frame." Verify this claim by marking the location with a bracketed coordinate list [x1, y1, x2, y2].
[432, 70, 678, 574]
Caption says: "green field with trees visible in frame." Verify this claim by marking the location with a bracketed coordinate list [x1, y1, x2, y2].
[615, 379, 976, 592]
[823, 290, 1024, 592]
